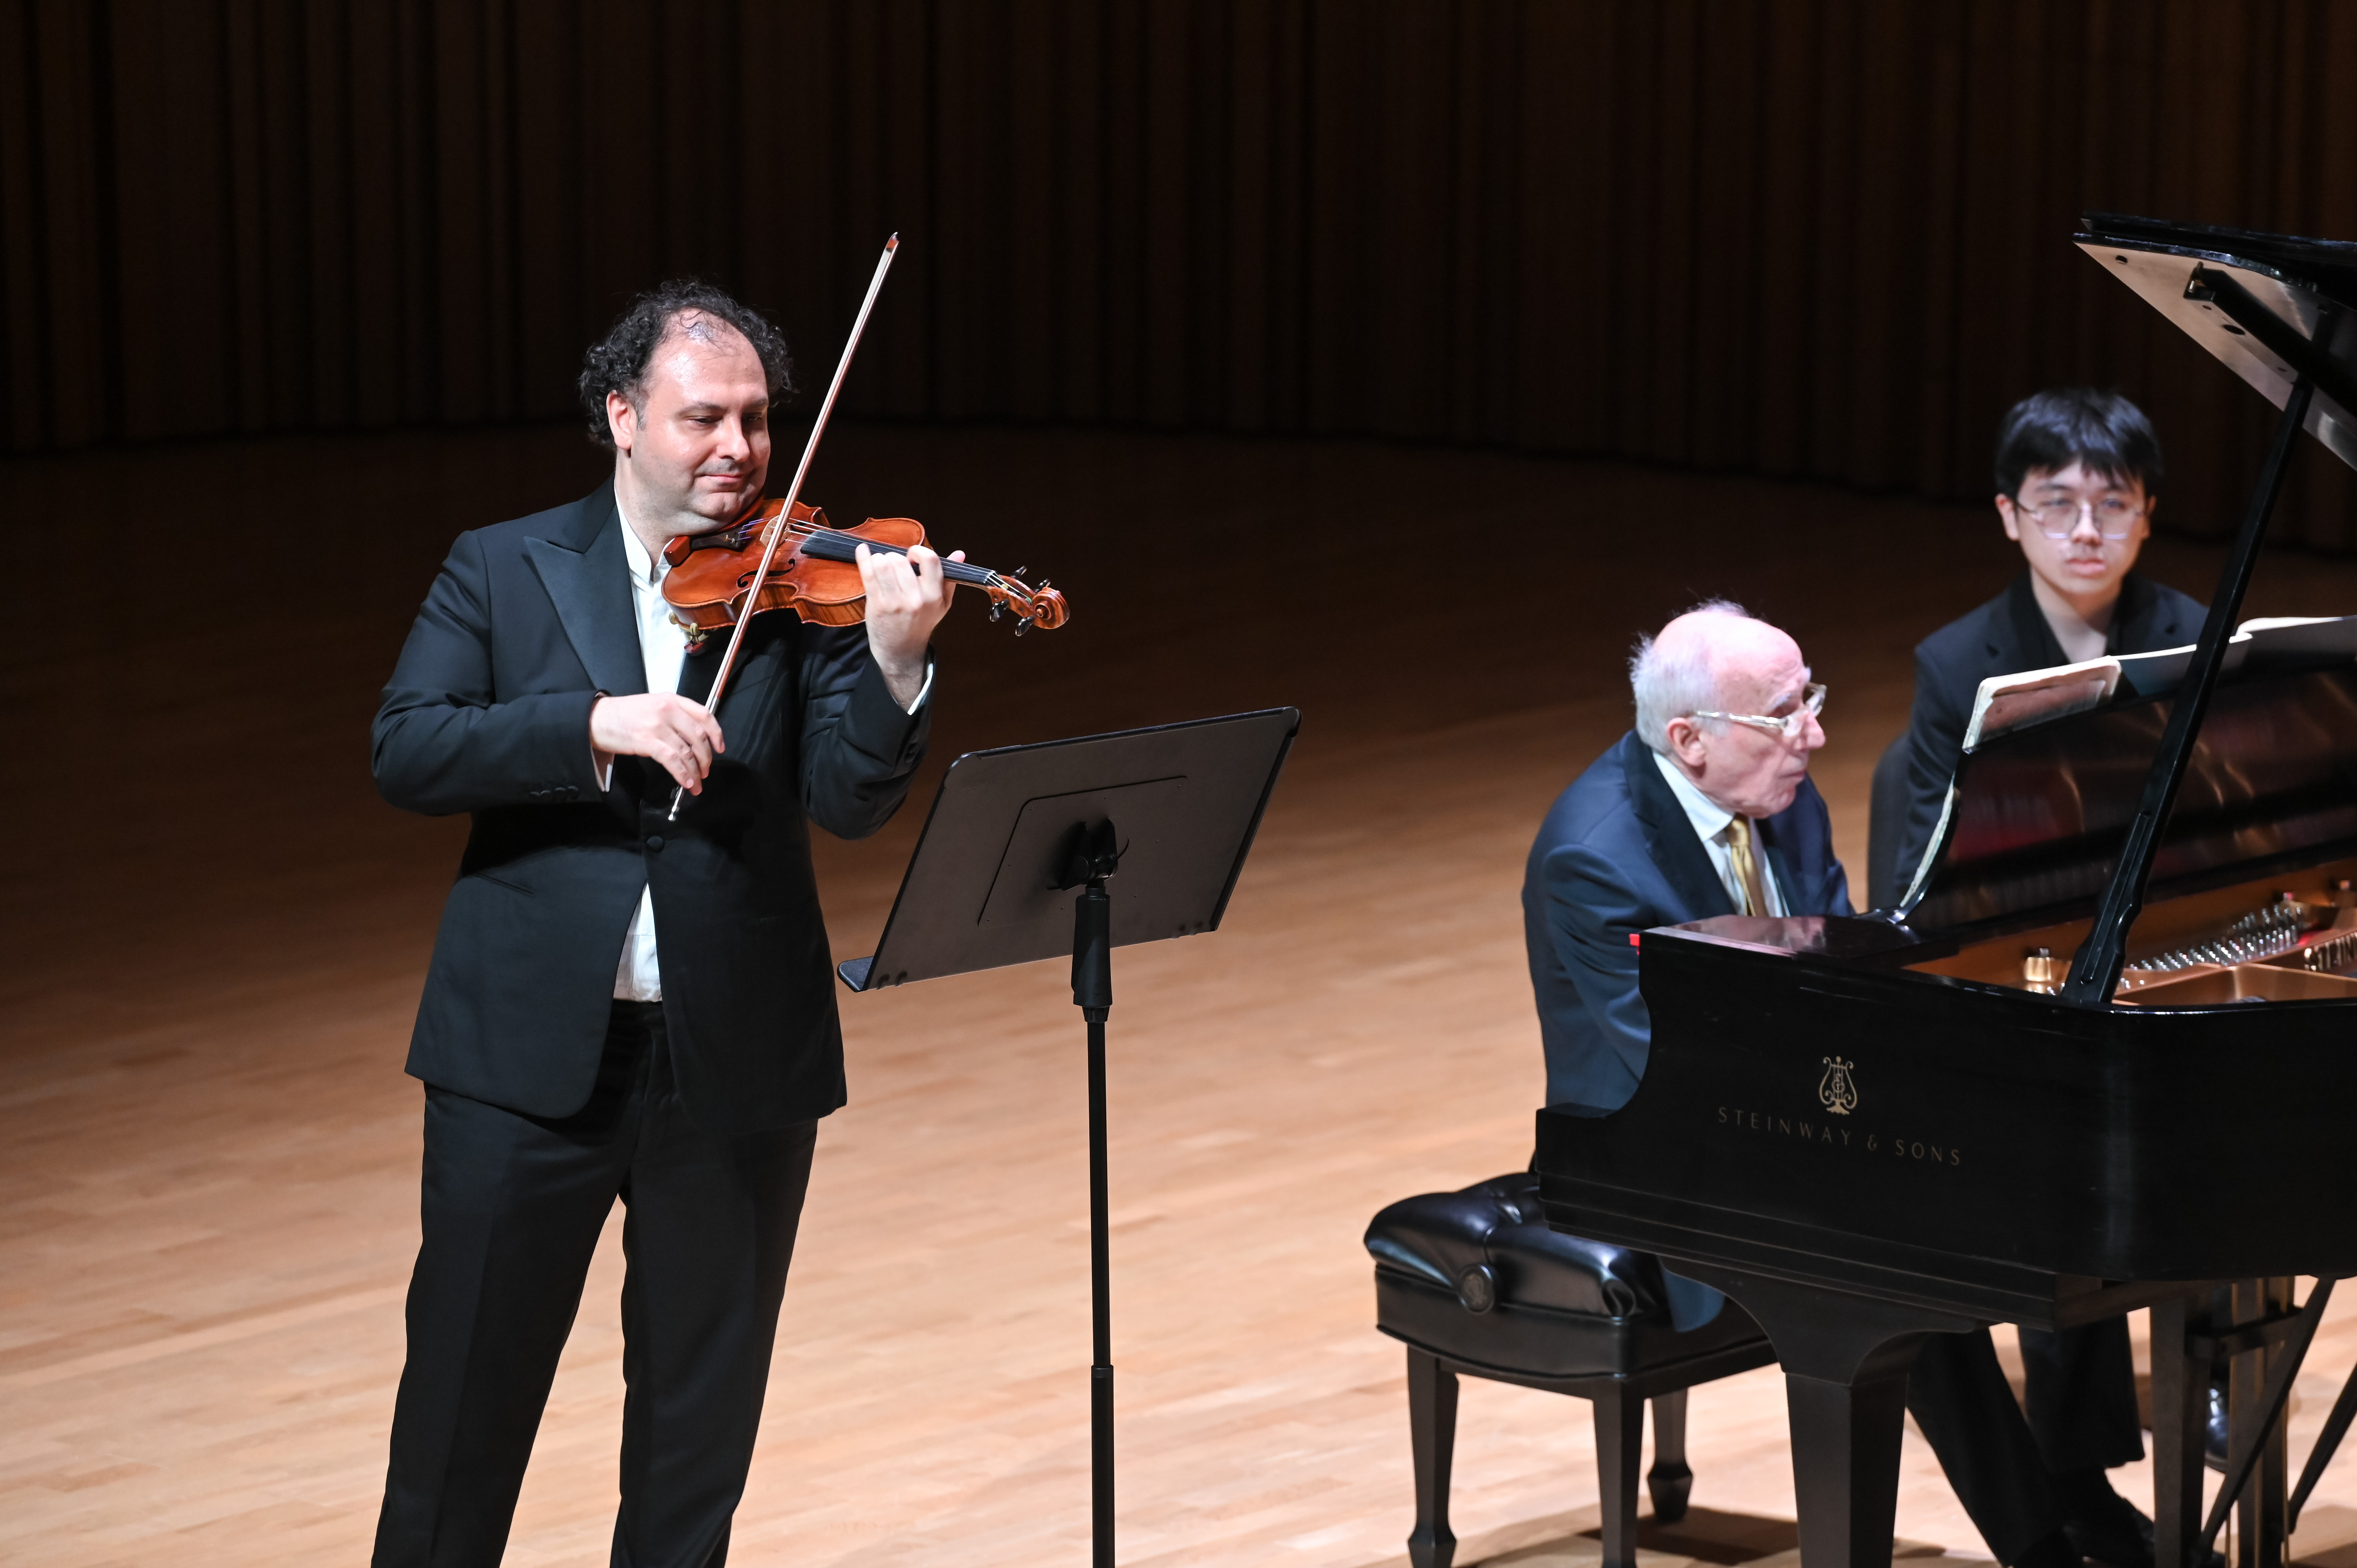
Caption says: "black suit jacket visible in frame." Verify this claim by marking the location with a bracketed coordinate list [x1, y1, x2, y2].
[373, 483, 929, 1135]
[1896, 569, 2203, 891]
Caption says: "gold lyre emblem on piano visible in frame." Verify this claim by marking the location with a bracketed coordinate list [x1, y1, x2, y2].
[1818, 1057, 1858, 1116]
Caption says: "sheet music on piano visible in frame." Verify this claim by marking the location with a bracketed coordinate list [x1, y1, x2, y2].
[1900, 613, 2357, 914]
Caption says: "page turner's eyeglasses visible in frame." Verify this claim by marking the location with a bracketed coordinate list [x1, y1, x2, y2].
[2015, 495, 2146, 540]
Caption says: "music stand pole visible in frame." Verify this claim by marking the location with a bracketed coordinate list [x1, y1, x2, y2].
[834, 706, 1301, 1563]
[1072, 874, 1116, 1566]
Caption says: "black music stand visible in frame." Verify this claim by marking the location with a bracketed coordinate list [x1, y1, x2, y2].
[839, 708, 1300, 1565]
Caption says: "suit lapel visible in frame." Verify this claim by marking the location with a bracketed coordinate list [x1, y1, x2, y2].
[1761, 839, 1797, 913]
[677, 640, 721, 706]
[1998, 569, 2194, 666]
[1758, 806, 1811, 916]
[1622, 735, 1736, 921]
[2110, 572, 2195, 652]
[2110, 572, 2152, 653]
[1994, 570, 2067, 671]
[525, 484, 648, 697]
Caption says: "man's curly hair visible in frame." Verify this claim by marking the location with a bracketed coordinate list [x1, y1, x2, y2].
[577, 279, 795, 447]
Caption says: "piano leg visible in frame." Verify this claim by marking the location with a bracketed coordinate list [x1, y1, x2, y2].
[1675, 1267, 1982, 1568]
[2152, 1293, 2211, 1568]
[1784, 1358, 1920, 1568]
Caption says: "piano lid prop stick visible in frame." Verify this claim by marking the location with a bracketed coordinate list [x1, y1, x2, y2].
[2059, 375, 2314, 1004]
[668, 233, 901, 822]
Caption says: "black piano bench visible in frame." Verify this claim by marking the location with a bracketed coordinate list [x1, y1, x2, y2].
[1367, 1172, 1775, 1568]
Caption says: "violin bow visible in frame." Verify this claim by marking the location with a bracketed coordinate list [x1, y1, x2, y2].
[668, 233, 900, 821]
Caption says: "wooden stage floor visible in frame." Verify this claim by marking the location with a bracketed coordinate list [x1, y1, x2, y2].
[9, 422, 2357, 1566]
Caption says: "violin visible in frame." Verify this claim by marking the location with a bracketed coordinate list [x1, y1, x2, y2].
[664, 232, 1052, 823]
[661, 497, 1068, 647]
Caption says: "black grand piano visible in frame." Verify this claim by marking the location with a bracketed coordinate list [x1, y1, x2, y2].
[1536, 215, 2357, 1568]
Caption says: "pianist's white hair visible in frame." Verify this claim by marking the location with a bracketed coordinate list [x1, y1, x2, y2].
[1630, 599, 1753, 753]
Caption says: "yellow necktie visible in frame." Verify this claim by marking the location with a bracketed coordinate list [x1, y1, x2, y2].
[1725, 816, 1769, 916]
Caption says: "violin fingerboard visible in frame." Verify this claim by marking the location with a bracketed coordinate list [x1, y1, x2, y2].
[795, 530, 860, 563]
[800, 529, 1000, 586]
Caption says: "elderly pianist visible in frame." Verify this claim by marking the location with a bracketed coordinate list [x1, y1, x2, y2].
[1522, 601, 2101, 1568]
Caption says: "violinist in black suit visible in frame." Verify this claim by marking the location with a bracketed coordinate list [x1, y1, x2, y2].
[368, 280, 955, 1567]
[1892, 388, 2207, 1568]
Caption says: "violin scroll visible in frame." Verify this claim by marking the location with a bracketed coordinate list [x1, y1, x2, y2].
[985, 574, 1068, 636]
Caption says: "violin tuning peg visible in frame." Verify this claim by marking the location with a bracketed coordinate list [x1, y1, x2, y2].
[1014, 618, 1030, 637]
[989, 602, 1002, 622]
[1013, 565, 1028, 578]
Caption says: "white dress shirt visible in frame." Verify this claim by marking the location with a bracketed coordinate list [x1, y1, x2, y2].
[611, 514, 690, 1000]
[601, 505, 935, 1001]
[1650, 749, 1787, 916]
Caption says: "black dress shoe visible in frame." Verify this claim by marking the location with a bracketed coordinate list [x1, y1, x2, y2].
[2016, 1529, 2088, 1568]
[2056, 1466, 2159, 1568]
[2058, 1478, 2154, 1568]
[2054, 1467, 2226, 1568]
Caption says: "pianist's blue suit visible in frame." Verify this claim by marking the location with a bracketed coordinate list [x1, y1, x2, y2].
[1525, 729, 1852, 1110]
[1522, 730, 1851, 1330]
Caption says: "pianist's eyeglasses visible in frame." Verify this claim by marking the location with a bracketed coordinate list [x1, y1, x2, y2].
[1689, 682, 1827, 740]
[2014, 494, 2146, 541]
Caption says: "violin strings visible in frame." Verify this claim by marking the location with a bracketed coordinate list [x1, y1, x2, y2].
[792, 525, 1012, 588]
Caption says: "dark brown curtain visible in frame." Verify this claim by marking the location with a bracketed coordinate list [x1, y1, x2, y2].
[6, 0, 2355, 546]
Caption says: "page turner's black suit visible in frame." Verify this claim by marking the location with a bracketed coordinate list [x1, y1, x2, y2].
[370, 483, 928, 1566]
[1897, 570, 2203, 886]
[1899, 569, 2205, 1563]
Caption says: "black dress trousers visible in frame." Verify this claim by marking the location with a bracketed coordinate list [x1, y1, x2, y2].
[373, 1002, 818, 1568]
[1907, 1328, 2067, 1566]
[2020, 1318, 2146, 1472]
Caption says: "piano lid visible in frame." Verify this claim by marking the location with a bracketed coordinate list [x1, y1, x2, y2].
[2078, 214, 2357, 472]
[1900, 616, 2357, 938]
